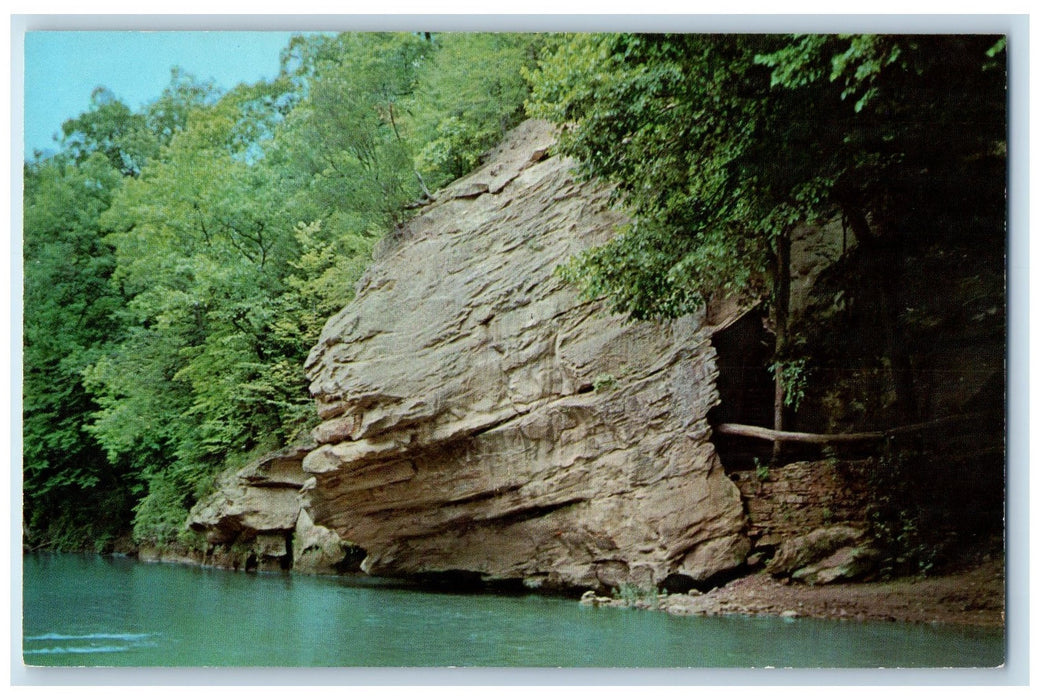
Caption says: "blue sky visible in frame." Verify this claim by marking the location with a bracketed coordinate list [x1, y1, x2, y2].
[23, 31, 302, 156]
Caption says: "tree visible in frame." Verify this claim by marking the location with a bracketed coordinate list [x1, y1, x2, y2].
[142, 67, 221, 145]
[85, 66, 384, 543]
[273, 33, 431, 226]
[59, 87, 156, 177]
[23, 152, 138, 550]
[408, 33, 550, 190]
[85, 83, 305, 542]
[528, 33, 1006, 453]
[23, 69, 225, 549]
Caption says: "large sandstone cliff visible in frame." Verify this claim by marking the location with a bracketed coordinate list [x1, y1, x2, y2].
[298, 120, 749, 590]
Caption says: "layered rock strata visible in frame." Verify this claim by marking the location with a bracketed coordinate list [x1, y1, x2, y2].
[187, 443, 356, 574]
[300, 120, 750, 591]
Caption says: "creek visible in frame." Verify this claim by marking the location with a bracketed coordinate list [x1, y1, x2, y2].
[22, 553, 1003, 668]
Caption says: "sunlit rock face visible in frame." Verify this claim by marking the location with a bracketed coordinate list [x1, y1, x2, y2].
[302, 120, 749, 591]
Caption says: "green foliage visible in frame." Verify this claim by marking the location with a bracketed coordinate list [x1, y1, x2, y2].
[60, 71, 219, 177]
[531, 34, 788, 321]
[530, 33, 1006, 322]
[769, 357, 811, 411]
[611, 582, 662, 606]
[272, 33, 430, 226]
[22, 152, 141, 551]
[131, 474, 195, 546]
[753, 458, 770, 482]
[59, 88, 156, 177]
[866, 451, 945, 578]
[409, 33, 548, 189]
[531, 32, 1006, 439]
[86, 76, 375, 509]
[142, 67, 222, 144]
[592, 373, 617, 392]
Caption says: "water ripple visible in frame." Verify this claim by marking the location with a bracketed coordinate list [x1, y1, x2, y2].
[26, 632, 155, 642]
[24, 631, 159, 658]
[26, 645, 137, 655]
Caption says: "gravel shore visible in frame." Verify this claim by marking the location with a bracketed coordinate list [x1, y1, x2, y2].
[584, 557, 1005, 629]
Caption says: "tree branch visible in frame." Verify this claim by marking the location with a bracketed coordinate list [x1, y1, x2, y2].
[414, 169, 433, 200]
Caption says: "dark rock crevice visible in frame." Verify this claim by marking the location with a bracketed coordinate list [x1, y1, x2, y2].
[707, 308, 775, 472]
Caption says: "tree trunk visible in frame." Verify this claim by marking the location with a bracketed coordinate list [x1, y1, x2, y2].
[840, 198, 917, 424]
[771, 228, 792, 464]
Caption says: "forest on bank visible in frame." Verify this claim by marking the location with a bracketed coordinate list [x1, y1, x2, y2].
[24, 33, 1007, 568]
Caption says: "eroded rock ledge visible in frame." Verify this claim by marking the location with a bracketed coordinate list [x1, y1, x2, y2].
[299, 120, 750, 591]
[186, 443, 361, 574]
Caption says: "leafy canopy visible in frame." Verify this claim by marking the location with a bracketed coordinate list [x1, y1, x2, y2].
[527, 34, 1007, 322]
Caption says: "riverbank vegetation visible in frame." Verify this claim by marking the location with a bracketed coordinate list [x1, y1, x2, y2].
[24, 32, 1006, 577]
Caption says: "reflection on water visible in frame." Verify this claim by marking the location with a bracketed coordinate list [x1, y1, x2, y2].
[22, 553, 1005, 668]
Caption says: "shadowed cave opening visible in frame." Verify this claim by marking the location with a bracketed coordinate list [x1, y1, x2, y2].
[707, 309, 776, 471]
[280, 532, 294, 571]
[336, 543, 368, 573]
[661, 567, 752, 594]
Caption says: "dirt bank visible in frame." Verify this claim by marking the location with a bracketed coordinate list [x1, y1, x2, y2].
[588, 557, 1005, 629]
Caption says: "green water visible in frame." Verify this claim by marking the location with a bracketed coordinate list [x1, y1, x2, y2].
[21, 553, 1003, 668]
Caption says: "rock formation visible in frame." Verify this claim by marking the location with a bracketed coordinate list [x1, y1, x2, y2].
[187, 442, 357, 574]
[300, 120, 750, 591]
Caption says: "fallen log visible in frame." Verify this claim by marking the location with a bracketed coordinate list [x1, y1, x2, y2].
[714, 423, 882, 444]
[714, 413, 986, 445]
